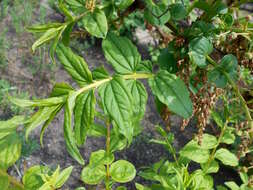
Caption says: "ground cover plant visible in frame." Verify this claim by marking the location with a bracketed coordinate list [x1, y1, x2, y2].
[0, 0, 253, 190]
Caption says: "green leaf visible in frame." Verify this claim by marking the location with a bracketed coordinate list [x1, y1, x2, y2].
[26, 23, 63, 33]
[149, 70, 193, 118]
[189, 37, 213, 67]
[110, 160, 136, 183]
[221, 129, 235, 144]
[99, 76, 134, 143]
[92, 66, 109, 80]
[55, 166, 73, 188]
[170, 3, 187, 21]
[102, 33, 141, 74]
[180, 140, 210, 163]
[64, 92, 85, 165]
[201, 160, 219, 174]
[200, 134, 218, 149]
[0, 133, 21, 170]
[89, 150, 114, 167]
[214, 148, 238, 166]
[137, 60, 153, 73]
[116, 186, 127, 190]
[32, 25, 66, 53]
[144, 2, 171, 26]
[23, 165, 50, 190]
[87, 124, 106, 137]
[135, 183, 151, 190]
[74, 90, 95, 146]
[239, 172, 248, 184]
[115, 0, 134, 9]
[56, 44, 93, 86]
[50, 82, 74, 97]
[0, 116, 27, 140]
[192, 170, 213, 190]
[75, 187, 86, 190]
[208, 54, 238, 88]
[225, 181, 240, 190]
[81, 165, 106, 185]
[62, 22, 75, 46]
[8, 96, 64, 108]
[81, 8, 108, 38]
[0, 173, 9, 190]
[40, 104, 63, 147]
[26, 106, 61, 140]
[158, 50, 177, 73]
[126, 80, 147, 120]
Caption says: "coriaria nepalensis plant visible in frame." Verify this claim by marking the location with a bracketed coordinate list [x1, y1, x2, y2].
[0, 0, 252, 189]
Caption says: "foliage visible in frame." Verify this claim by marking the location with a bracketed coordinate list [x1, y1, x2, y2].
[0, 0, 253, 190]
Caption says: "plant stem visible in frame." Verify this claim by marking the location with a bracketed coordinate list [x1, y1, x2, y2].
[77, 73, 153, 95]
[204, 121, 228, 174]
[206, 55, 253, 141]
[105, 119, 111, 190]
[0, 169, 24, 189]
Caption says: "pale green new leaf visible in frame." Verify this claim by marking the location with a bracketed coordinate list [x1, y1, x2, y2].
[0, 133, 21, 170]
[201, 160, 219, 174]
[50, 82, 74, 97]
[102, 33, 141, 74]
[22, 165, 50, 190]
[81, 165, 106, 185]
[89, 149, 114, 167]
[32, 26, 65, 52]
[200, 134, 218, 149]
[0, 116, 27, 139]
[55, 166, 73, 188]
[74, 90, 95, 146]
[0, 173, 9, 190]
[149, 70, 193, 118]
[214, 148, 238, 166]
[110, 160, 136, 183]
[115, 0, 134, 9]
[81, 8, 108, 38]
[56, 44, 93, 86]
[225, 182, 240, 190]
[8, 96, 64, 108]
[180, 140, 210, 163]
[99, 76, 134, 143]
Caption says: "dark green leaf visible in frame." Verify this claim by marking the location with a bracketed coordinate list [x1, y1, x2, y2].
[56, 44, 93, 86]
[99, 76, 134, 143]
[115, 0, 134, 10]
[102, 33, 141, 74]
[74, 90, 95, 146]
[81, 8, 108, 38]
[170, 3, 187, 21]
[50, 83, 74, 97]
[149, 70, 193, 118]
[64, 92, 85, 165]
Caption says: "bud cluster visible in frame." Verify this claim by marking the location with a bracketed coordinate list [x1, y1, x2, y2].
[85, 0, 96, 12]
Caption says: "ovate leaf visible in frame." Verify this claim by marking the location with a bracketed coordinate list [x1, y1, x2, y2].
[225, 182, 240, 190]
[50, 82, 74, 97]
[214, 148, 238, 166]
[56, 44, 93, 86]
[74, 90, 95, 146]
[99, 76, 134, 143]
[110, 160, 136, 183]
[102, 33, 141, 74]
[208, 54, 238, 88]
[0, 133, 21, 170]
[180, 140, 210, 163]
[89, 149, 114, 167]
[189, 37, 213, 67]
[149, 70, 193, 118]
[23, 165, 50, 190]
[64, 92, 85, 165]
[169, 3, 187, 21]
[200, 134, 218, 149]
[81, 165, 106, 185]
[81, 8, 108, 39]
[201, 160, 219, 174]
